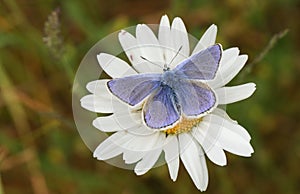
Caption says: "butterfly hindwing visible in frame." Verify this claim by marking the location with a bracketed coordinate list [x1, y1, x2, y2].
[174, 80, 216, 116]
[107, 74, 161, 106]
[173, 44, 222, 80]
[143, 85, 180, 129]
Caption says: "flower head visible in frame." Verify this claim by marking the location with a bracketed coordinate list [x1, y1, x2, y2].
[80, 15, 256, 191]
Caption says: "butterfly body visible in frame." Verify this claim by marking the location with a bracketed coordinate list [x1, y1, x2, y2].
[107, 44, 222, 130]
[160, 70, 182, 88]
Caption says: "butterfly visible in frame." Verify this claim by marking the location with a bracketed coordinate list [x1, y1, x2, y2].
[107, 44, 222, 130]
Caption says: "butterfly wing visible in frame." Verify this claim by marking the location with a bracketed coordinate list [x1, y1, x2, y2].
[174, 79, 216, 117]
[107, 74, 161, 106]
[143, 85, 180, 129]
[173, 44, 222, 80]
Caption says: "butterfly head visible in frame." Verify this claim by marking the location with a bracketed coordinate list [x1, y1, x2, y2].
[163, 65, 170, 72]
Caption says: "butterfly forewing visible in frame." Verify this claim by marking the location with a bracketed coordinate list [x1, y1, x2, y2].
[107, 74, 161, 106]
[173, 44, 222, 80]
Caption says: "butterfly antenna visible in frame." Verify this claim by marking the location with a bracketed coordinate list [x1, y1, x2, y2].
[165, 46, 183, 70]
[140, 56, 162, 69]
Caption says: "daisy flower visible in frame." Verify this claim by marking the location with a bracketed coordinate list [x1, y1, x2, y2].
[80, 15, 256, 191]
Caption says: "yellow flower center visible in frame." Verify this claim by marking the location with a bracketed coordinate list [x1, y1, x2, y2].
[164, 117, 203, 135]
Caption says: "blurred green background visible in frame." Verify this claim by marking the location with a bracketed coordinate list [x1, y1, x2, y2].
[0, 0, 299, 193]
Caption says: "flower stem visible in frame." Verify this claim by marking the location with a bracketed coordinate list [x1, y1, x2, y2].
[239, 29, 289, 79]
[249, 29, 289, 67]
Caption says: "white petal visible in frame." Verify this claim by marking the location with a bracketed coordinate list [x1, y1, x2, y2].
[136, 24, 163, 73]
[102, 96, 143, 129]
[169, 17, 190, 69]
[210, 55, 248, 88]
[163, 135, 179, 181]
[202, 115, 254, 156]
[123, 150, 144, 164]
[192, 128, 227, 166]
[94, 143, 122, 161]
[219, 54, 248, 86]
[207, 48, 240, 88]
[97, 53, 137, 78]
[125, 131, 162, 152]
[134, 148, 162, 175]
[93, 112, 141, 132]
[179, 133, 209, 191]
[108, 95, 134, 113]
[82, 80, 115, 113]
[118, 30, 150, 73]
[204, 114, 251, 141]
[134, 134, 165, 175]
[86, 79, 110, 94]
[211, 108, 237, 124]
[206, 145, 227, 166]
[93, 131, 129, 160]
[218, 129, 254, 157]
[80, 94, 113, 113]
[219, 48, 240, 69]
[192, 24, 217, 55]
[158, 15, 174, 66]
[215, 83, 256, 104]
[158, 15, 171, 47]
[93, 115, 122, 132]
[113, 110, 142, 129]
[93, 130, 164, 163]
[127, 125, 156, 136]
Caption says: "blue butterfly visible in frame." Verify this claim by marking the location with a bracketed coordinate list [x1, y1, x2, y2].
[107, 44, 222, 129]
